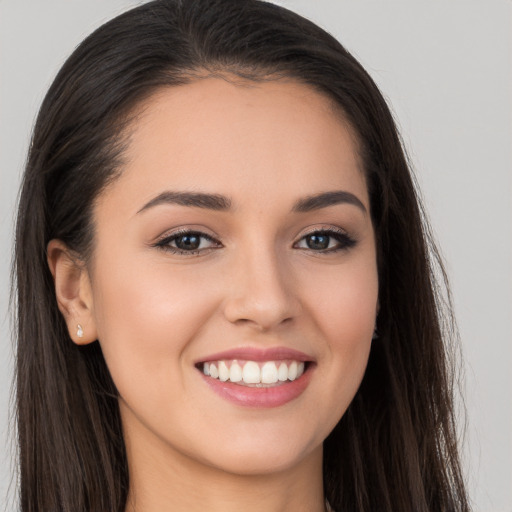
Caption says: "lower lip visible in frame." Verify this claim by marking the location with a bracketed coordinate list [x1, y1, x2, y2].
[200, 365, 314, 408]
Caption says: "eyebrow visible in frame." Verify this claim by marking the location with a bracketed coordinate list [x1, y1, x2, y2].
[137, 191, 232, 213]
[137, 190, 366, 214]
[292, 190, 366, 213]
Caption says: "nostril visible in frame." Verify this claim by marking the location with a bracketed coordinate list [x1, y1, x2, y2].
[221, 273, 302, 330]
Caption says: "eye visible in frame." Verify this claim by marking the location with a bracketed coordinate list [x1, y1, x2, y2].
[294, 228, 356, 253]
[154, 229, 221, 255]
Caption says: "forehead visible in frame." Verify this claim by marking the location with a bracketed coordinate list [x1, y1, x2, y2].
[98, 77, 368, 214]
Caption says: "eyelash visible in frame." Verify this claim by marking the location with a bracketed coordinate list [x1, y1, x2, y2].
[154, 227, 356, 256]
[294, 227, 356, 253]
[154, 229, 221, 255]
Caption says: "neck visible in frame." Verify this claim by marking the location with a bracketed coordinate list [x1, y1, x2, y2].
[123, 418, 325, 512]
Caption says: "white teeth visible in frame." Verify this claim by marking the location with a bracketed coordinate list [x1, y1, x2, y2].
[261, 362, 278, 384]
[201, 359, 307, 385]
[218, 361, 229, 382]
[242, 361, 261, 384]
[209, 363, 219, 379]
[278, 362, 288, 381]
[229, 361, 243, 382]
[288, 361, 298, 381]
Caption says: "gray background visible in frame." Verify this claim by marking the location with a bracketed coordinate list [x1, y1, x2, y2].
[1, 1, 510, 510]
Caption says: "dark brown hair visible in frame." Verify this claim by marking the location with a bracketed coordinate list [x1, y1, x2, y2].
[14, 0, 470, 510]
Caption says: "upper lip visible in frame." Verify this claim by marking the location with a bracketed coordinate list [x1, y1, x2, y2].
[196, 346, 314, 364]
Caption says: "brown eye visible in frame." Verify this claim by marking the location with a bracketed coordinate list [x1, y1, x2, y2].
[155, 230, 221, 255]
[174, 233, 201, 251]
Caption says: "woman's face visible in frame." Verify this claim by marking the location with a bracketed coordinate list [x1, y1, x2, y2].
[87, 78, 378, 476]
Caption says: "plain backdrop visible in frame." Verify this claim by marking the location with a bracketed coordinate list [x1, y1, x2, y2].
[0, 1, 510, 511]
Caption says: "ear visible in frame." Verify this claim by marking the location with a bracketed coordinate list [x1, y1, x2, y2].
[47, 239, 98, 345]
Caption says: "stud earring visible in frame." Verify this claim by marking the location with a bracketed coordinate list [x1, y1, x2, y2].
[77, 324, 84, 338]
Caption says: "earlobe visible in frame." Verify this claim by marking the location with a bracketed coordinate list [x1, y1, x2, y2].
[47, 239, 98, 345]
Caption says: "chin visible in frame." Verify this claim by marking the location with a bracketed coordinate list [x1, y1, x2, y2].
[190, 425, 324, 477]
[203, 444, 320, 477]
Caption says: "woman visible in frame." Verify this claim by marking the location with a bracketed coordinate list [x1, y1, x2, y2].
[13, 0, 470, 510]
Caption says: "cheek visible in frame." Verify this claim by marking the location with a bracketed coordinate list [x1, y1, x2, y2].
[89, 254, 219, 403]
[301, 254, 378, 407]
[305, 252, 378, 342]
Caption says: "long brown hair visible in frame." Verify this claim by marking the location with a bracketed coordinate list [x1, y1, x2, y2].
[13, 0, 470, 510]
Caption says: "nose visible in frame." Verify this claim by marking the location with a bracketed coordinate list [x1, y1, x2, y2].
[222, 244, 302, 332]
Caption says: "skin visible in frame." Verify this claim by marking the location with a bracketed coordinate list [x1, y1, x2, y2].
[48, 77, 379, 512]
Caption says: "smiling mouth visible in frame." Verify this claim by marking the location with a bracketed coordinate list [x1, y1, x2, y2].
[196, 359, 309, 387]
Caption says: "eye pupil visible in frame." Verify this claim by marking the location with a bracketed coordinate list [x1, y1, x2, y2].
[176, 234, 200, 250]
[306, 234, 330, 250]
